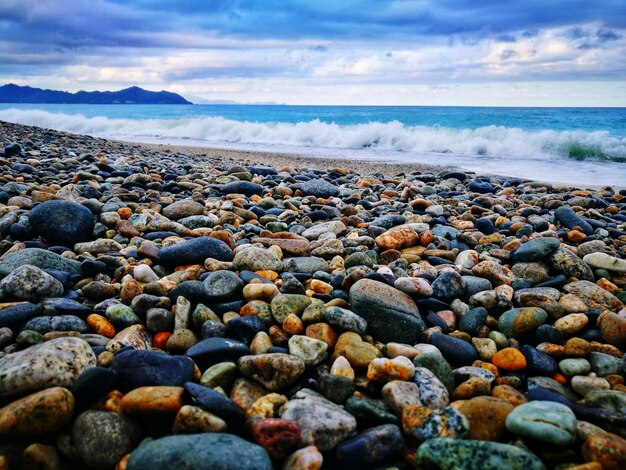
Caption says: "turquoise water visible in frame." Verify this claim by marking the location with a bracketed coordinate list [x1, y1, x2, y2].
[0, 103, 625, 185]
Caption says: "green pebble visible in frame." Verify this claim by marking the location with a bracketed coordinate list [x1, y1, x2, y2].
[416, 438, 546, 470]
[105, 304, 141, 329]
[200, 362, 239, 389]
[505, 401, 576, 446]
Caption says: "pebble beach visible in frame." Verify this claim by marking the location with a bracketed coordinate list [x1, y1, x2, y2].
[0, 119, 625, 469]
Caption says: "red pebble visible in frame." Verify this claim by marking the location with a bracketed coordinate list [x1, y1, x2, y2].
[249, 418, 300, 460]
[153, 332, 172, 350]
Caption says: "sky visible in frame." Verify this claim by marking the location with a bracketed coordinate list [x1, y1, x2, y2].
[0, 0, 625, 106]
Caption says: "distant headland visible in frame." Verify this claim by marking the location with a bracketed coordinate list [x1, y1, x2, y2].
[0, 84, 192, 104]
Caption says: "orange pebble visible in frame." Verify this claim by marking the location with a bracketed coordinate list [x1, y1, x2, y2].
[553, 372, 568, 385]
[256, 270, 279, 282]
[86, 313, 116, 338]
[282, 313, 304, 335]
[117, 207, 132, 219]
[567, 229, 586, 243]
[492, 347, 527, 371]
[153, 332, 172, 350]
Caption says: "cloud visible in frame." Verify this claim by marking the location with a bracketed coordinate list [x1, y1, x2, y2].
[0, 1, 624, 105]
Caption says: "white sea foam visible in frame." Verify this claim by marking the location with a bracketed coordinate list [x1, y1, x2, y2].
[1, 108, 625, 185]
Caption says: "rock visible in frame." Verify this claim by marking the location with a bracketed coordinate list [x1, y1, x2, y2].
[583, 252, 626, 272]
[459, 307, 488, 335]
[588, 352, 623, 376]
[299, 179, 340, 198]
[233, 247, 282, 273]
[186, 337, 249, 369]
[279, 388, 357, 451]
[203, 270, 244, 299]
[458, 396, 514, 441]
[597, 312, 626, 349]
[323, 306, 367, 334]
[222, 181, 264, 196]
[0, 387, 74, 438]
[582, 433, 626, 470]
[411, 367, 449, 409]
[162, 199, 205, 219]
[430, 333, 477, 365]
[492, 347, 527, 371]
[288, 335, 327, 366]
[498, 307, 548, 338]
[415, 438, 546, 470]
[431, 270, 465, 299]
[271, 294, 312, 323]
[505, 400, 577, 445]
[350, 279, 425, 344]
[249, 418, 300, 460]
[73, 410, 143, 469]
[159, 237, 234, 265]
[559, 358, 591, 377]
[515, 237, 561, 262]
[0, 265, 64, 301]
[413, 350, 455, 391]
[402, 405, 470, 441]
[0, 248, 82, 277]
[522, 345, 557, 376]
[282, 256, 329, 274]
[121, 386, 185, 415]
[550, 248, 594, 281]
[335, 424, 404, 468]
[301, 221, 346, 240]
[367, 356, 415, 382]
[184, 382, 244, 424]
[554, 206, 593, 234]
[29, 200, 94, 245]
[375, 226, 419, 250]
[382, 380, 423, 413]
[112, 349, 195, 391]
[173, 405, 227, 434]
[0, 303, 40, 329]
[0, 337, 95, 398]
[133, 264, 159, 283]
[282, 446, 323, 470]
[563, 281, 623, 311]
[126, 433, 272, 470]
[238, 354, 305, 391]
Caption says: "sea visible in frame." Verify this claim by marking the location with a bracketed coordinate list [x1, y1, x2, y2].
[0, 104, 625, 186]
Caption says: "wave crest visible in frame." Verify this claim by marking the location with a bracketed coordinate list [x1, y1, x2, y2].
[1, 108, 625, 163]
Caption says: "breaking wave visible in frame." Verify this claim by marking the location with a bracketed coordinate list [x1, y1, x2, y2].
[1, 108, 625, 163]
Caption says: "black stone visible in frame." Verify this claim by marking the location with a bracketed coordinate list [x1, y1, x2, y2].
[0, 303, 40, 329]
[112, 350, 195, 391]
[335, 424, 404, 468]
[521, 345, 557, 376]
[28, 200, 95, 246]
[224, 316, 266, 345]
[430, 333, 478, 365]
[185, 337, 249, 369]
[458, 307, 488, 335]
[72, 366, 119, 411]
[221, 181, 264, 196]
[184, 382, 244, 424]
[158, 237, 233, 265]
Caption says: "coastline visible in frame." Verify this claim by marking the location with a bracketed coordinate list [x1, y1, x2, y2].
[134, 140, 623, 191]
[1, 118, 619, 190]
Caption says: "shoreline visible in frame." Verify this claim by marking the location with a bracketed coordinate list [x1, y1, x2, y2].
[113, 138, 625, 191]
[0, 119, 622, 190]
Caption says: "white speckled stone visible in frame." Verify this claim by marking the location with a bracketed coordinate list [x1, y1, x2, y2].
[0, 337, 96, 399]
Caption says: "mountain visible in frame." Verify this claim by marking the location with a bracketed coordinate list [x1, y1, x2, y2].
[0, 84, 192, 104]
